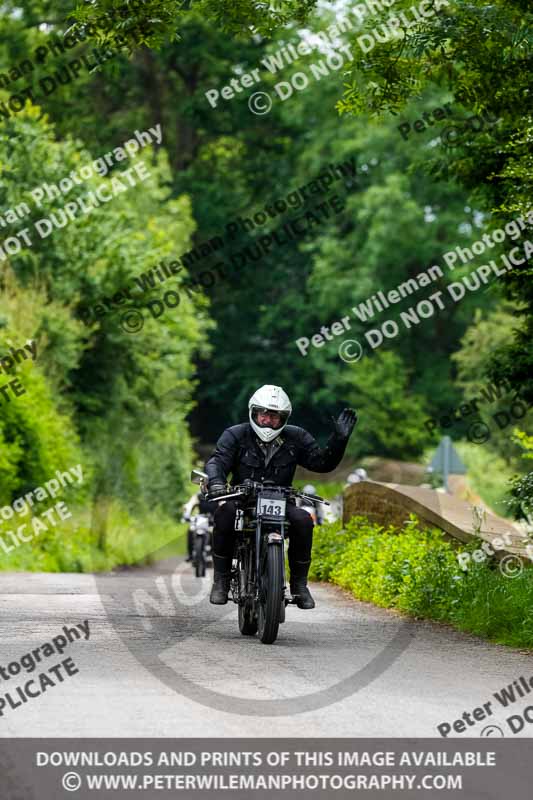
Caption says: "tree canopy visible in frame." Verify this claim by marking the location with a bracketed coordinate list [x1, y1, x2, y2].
[1, 0, 531, 570]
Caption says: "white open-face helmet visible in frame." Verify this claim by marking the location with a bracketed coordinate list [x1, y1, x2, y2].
[249, 384, 292, 442]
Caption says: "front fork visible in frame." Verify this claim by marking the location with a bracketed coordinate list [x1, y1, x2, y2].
[256, 519, 289, 618]
[233, 512, 290, 614]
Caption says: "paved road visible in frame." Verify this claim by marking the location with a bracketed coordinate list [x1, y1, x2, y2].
[0, 558, 531, 737]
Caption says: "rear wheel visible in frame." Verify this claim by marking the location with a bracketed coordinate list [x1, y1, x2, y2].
[238, 551, 257, 636]
[258, 545, 283, 644]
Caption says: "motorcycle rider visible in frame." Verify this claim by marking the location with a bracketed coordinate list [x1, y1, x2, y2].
[205, 384, 357, 609]
[182, 491, 213, 562]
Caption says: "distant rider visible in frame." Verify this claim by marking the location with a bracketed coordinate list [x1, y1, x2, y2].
[204, 385, 357, 609]
[182, 491, 212, 561]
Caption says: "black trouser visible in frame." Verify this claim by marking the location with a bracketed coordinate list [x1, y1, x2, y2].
[188, 527, 213, 558]
[212, 500, 314, 578]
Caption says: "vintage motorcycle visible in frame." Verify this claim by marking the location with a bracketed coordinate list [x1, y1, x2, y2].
[191, 470, 328, 644]
[188, 512, 213, 578]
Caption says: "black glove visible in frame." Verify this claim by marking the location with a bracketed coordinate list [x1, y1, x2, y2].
[208, 482, 227, 498]
[331, 408, 358, 440]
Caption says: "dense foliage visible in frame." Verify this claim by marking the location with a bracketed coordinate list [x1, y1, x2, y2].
[506, 431, 533, 521]
[310, 516, 533, 647]
[337, 0, 533, 404]
[0, 0, 530, 571]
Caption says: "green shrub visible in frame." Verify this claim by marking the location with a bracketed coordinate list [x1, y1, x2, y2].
[311, 515, 533, 648]
[0, 500, 187, 573]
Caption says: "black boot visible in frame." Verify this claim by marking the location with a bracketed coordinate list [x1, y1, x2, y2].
[210, 554, 232, 605]
[289, 559, 315, 609]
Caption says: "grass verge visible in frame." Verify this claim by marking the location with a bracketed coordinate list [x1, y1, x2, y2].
[310, 515, 533, 648]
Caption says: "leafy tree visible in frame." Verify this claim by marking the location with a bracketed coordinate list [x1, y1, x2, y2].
[0, 107, 210, 539]
[0, 266, 84, 504]
[449, 305, 529, 463]
[67, 0, 319, 47]
[1, 0, 526, 574]
[336, 0, 533, 403]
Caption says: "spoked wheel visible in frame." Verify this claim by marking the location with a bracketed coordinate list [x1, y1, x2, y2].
[258, 545, 284, 644]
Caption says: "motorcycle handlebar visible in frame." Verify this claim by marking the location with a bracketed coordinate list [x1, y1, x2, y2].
[205, 482, 330, 505]
[299, 492, 330, 505]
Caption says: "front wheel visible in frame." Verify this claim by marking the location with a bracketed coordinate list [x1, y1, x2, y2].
[258, 545, 283, 644]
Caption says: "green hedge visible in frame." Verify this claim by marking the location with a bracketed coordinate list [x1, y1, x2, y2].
[310, 515, 533, 648]
[0, 501, 187, 573]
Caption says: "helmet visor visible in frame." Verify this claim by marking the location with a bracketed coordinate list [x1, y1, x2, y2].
[251, 406, 290, 430]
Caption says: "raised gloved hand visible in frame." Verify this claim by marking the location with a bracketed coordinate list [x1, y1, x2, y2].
[208, 483, 227, 498]
[331, 408, 358, 440]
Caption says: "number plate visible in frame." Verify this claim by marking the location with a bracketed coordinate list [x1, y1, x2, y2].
[256, 497, 286, 518]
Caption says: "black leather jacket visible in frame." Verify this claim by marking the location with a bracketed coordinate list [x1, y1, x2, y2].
[205, 423, 348, 487]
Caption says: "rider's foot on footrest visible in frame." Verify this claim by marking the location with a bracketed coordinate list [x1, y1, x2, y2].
[210, 572, 231, 605]
[290, 580, 315, 609]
